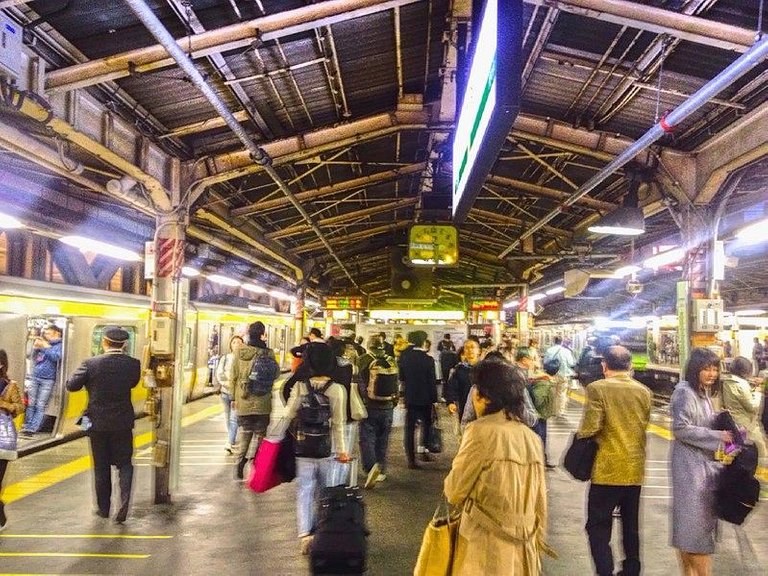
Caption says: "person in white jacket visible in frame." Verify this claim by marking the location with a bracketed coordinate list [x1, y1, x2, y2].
[544, 336, 576, 421]
[215, 335, 243, 453]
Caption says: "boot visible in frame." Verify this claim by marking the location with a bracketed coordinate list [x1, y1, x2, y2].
[235, 456, 247, 480]
[115, 464, 133, 524]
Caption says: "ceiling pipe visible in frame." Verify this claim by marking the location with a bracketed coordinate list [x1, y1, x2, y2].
[123, 0, 360, 291]
[499, 33, 768, 259]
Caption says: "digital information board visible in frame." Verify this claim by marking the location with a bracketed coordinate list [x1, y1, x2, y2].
[323, 296, 367, 310]
[469, 299, 501, 311]
[452, 0, 523, 223]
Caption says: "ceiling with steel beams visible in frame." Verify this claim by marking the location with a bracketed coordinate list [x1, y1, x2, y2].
[0, 0, 766, 320]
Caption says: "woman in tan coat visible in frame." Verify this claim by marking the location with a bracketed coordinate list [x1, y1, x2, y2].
[444, 358, 552, 575]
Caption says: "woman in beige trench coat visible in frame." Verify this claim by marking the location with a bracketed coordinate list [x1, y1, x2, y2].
[444, 358, 553, 575]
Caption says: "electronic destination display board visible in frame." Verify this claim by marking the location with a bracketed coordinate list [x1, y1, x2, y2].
[452, 0, 523, 223]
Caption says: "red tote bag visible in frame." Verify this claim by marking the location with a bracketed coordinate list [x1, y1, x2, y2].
[248, 438, 283, 493]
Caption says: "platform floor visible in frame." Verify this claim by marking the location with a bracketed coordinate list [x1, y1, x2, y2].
[0, 389, 765, 575]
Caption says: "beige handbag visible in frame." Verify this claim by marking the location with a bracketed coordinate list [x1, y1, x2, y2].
[413, 498, 461, 576]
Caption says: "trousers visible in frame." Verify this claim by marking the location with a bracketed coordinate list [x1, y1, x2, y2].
[586, 484, 642, 576]
[404, 405, 432, 464]
[89, 429, 134, 517]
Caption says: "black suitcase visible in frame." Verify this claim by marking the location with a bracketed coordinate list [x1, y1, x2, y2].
[311, 485, 368, 574]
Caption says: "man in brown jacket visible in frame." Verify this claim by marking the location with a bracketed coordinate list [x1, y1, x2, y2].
[577, 345, 651, 576]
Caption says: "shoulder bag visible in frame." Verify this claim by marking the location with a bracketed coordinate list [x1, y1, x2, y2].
[562, 432, 597, 481]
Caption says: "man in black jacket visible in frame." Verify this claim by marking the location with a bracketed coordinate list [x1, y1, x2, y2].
[398, 330, 437, 469]
[66, 326, 141, 523]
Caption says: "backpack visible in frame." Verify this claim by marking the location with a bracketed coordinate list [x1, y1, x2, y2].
[294, 381, 333, 458]
[246, 348, 280, 397]
[528, 376, 556, 419]
[365, 355, 399, 401]
[543, 349, 561, 376]
[715, 443, 760, 525]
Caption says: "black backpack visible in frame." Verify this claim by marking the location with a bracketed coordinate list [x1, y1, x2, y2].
[246, 348, 280, 397]
[365, 355, 399, 401]
[715, 443, 760, 525]
[294, 381, 333, 459]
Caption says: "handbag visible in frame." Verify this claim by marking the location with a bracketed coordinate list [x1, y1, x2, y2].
[427, 406, 443, 454]
[248, 437, 284, 493]
[349, 381, 368, 421]
[562, 432, 597, 481]
[0, 411, 18, 461]
[413, 498, 461, 576]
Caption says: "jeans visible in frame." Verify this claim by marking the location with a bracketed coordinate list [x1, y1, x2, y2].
[331, 422, 359, 485]
[296, 456, 335, 537]
[23, 377, 55, 433]
[405, 405, 432, 464]
[220, 391, 238, 445]
[586, 484, 642, 576]
[359, 407, 393, 473]
[532, 418, 549, 464]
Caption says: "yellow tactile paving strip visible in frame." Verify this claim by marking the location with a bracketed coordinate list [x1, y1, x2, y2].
[3, 403, 222, 504]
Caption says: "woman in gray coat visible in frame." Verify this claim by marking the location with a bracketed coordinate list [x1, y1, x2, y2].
[670, 348, 733, 576]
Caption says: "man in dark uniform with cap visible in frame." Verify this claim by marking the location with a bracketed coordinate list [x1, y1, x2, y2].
[67, 326, 141, 523]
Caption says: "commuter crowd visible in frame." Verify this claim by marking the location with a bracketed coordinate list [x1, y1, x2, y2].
[1, 319, 766, 576]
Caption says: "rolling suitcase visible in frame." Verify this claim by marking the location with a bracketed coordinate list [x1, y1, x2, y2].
[310, 478, 369, 574]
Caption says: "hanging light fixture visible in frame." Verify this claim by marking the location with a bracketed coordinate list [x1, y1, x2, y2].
[588, 171, 646, 236]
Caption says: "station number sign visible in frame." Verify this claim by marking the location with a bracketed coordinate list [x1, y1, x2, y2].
[407, 224, 459, 267]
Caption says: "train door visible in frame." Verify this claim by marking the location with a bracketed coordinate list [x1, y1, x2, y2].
[0, 314, 30, 430]
[267, 324, 288, 368]
[19, 316, 69, 445]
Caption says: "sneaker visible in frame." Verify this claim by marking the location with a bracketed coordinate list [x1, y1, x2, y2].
[224, 443, 233, 454]
[376, 473, 387, 483]
[365, 463, 381, 489]
[300, 535, 314, 555]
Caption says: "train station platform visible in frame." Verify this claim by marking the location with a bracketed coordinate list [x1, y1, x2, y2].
[1, 389, 765, 575]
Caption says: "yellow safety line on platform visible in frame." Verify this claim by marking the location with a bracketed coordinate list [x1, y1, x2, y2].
[0, 534, 173, 539]
[568, 390, 768, 481]
[4, 403, 223, 505]
[0, 552, 150, 559]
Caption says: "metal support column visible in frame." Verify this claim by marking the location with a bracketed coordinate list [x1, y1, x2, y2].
[149, 209, 188, 504]
[516, 285, 530, 344]
[294, 285, 306, 345]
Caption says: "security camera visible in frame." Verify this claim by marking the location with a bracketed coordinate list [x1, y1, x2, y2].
[626, 281, 644, 295]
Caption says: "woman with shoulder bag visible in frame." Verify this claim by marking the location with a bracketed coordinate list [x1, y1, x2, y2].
[0, 349, 24, 531]
[444, 359, 553, 575]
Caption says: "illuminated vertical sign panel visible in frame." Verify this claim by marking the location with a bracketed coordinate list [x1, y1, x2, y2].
[452, 0, 523, 223]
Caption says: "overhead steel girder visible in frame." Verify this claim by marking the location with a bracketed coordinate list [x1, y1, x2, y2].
[186, 225, 298, 285]
[693, 101, 768, 204]
[195, 108, 430, 195]
[268, 198, 418, 240]
[232, 162, 426, 217]
[485, 174, 615, 212]
[45, 0, 424, 93]
[4, 87, 172, 212]
[470, 207, 572, 239]
[293, 222, 410, 254]
[524, 0, 754, 53]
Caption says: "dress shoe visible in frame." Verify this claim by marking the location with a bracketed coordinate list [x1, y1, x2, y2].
[93, 509, 110, 519]
[408, 461, 421, 470]
[420, 452, 435, 462]
[114, 509, 128, 524]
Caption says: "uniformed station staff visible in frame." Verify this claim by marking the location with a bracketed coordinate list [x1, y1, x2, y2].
[66, 326, 141, 523]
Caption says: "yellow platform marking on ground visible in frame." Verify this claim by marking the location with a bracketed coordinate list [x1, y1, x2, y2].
[0, 552, 150, 559]
[567, 390, 768, 478]
[4, 403, 223, 505]
[0, 534, 172, 539]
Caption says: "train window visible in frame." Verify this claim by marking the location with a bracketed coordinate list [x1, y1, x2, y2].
[91, 325, 137, 357]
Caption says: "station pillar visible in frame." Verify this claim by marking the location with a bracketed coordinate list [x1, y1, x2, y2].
[293, 285, 306, 344]
[148, 209, 188, 504]
[516, 285, 530, 344]
[677, 208, 723, 370]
